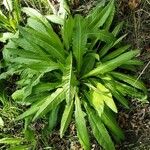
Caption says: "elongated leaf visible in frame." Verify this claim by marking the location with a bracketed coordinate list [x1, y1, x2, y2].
[102, 45, 131, 61]
[101, 106, 124, 142]
[99, 34, 127, 58]
[26, 17, 64, 51]
[13, 0, 21, 24]
[15, 99, 45, 120]
[32, 82, 60, 94]
[22, 7, 49, 26]
[60, 100, 74, 138]
[123, 59, 143, 66]
[83, 50, 140, 78]
[63, 53, 75, 103]
[12, 38, 50, 60]
[104, 81, 129, 108]
[112, 21, 124, 37]
[9, 145, 32, 150]
[19, 27, 65, 62]
[73, 15, 87, 72]
[75, 94, 90, 150]
[61, 16, 74, 50]
[110, 72, 147, 92]
[22, 7, 63, 48]
[103, 5, 115, 30]
[88, 0, 114, 29]
[115, 81, 147, 101]
[27, 17, 48, 34]
[6, 48, 49, 61]
[48, 105, 60, 132]
[81, 54, 95, 75]
[88, 29, 115, 43]
[22, 92, 50, 104]
[0, 138, 22, 144]
[84, 103, 115, 150]
[86, 0, 105, 21]
[33, 88, 65, 121]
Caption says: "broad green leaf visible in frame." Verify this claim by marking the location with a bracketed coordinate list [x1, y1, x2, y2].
[48, 105, 60, 132]
[26, 17, 64, 51]
[73, 15, 87, 73]
[84, 103, 115, 150]
[83, 50, 140, 78]
[89, 90, 104, 116]
[84, 82, 107, 115]
[120, 59, 143, 71]
[75, 94, 90, 150]
[60, 100, 74, 138]
[94, 82, 117, 113]
[33, 88, 65, 121]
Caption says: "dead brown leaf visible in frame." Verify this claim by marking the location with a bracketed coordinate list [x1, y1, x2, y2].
[128, 0, 141, 10]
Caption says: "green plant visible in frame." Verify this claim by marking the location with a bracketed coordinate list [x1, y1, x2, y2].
[0, 0, 21, 42]
[1, 0, 147, 149]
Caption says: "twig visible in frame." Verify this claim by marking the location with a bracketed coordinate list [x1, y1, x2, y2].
[135, 61, 150, 84]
